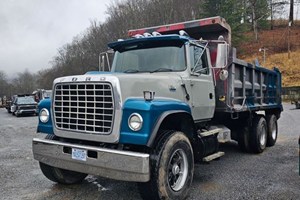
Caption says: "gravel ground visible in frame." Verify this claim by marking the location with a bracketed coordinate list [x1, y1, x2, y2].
[0, 103, 299, 200]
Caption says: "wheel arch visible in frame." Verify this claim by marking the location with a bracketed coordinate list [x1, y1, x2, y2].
[147, 111, 195, 147]
[265, 108, 282, 119]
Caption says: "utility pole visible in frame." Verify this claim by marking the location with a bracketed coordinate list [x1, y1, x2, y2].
[259, 47, 268, 65]
[288, 21, 291, 59]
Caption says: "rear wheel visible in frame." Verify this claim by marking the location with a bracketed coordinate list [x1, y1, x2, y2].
[138, 131, 194, 200]
[238, 125, 251, 153]
[266, 114, 278, 147]
[250, 115, 267, 153]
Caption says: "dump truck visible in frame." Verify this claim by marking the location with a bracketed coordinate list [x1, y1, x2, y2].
[32, 16, 282, 200]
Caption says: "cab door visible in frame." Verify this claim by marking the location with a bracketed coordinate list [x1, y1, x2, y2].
[189, 45, 215, 121]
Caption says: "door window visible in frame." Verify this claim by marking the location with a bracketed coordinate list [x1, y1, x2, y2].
[191, 45, 209, 75]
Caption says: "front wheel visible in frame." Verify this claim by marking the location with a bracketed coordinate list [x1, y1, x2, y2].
[39, 134, 87, 184]
[39, 162, 87, 184]
[138, 131, 194, 200]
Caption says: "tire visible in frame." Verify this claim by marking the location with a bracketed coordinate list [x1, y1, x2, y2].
[39, 162, 87, 184]
[45, 134, 56, 140]
[138, 131, 194, 200]
[237, 125, 251, 153]
[250, 115, 267, 153]
[266, 114, 278, 147]
[39, 134, 87, 184]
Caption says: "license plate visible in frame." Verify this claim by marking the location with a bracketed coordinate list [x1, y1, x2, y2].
[72, 148, 87, 161]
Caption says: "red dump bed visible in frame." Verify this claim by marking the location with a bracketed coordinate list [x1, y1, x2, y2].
[128, 16, 230, 68]
[128, 16, 231, 44]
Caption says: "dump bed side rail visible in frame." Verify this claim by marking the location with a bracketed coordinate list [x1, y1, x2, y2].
[215, 48, 282, 113]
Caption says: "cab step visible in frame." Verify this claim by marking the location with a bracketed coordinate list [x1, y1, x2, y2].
[202, 151, 225, 162]
[198, 128, 221, 137]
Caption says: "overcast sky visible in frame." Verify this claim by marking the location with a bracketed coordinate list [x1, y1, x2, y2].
[0, 0, 111, 78]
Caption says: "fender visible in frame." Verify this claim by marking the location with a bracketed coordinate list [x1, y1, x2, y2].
[146, 110, 192, 147]
[119, 98, 191, 146]
[37, 98, 54, 134]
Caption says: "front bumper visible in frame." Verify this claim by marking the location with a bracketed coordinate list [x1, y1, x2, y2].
[32, 138, 150, 182]
[17, 109, 37, 114]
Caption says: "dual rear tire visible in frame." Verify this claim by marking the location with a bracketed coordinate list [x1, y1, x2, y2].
[238, 114, 278, 153]
[265, 114, 278, 147]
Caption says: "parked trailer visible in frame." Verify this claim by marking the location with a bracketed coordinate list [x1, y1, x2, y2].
[33, 16, 282, 200]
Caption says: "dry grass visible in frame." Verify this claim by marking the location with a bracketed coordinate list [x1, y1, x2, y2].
[237, 24, 300, 87]
[238, 26, 300, 57]
[243, 51, 300, 87]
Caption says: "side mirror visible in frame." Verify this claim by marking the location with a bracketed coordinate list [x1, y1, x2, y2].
[219, 69, 228, 80]
[99, 50, 114, 71]
[215, 43, 229, 69]
[100, 55, 105, 70]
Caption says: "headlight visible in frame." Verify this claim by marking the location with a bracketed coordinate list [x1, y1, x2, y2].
[39, 108, 49, 123]
[128, 113, 143, 131]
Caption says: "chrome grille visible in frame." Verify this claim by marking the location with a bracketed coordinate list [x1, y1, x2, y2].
[53, 82, 114, 134]
[19, 105, 36, 110]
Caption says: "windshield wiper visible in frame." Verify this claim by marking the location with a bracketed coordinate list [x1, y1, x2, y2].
[123, 69, 140, 73]
[150, 68, 173, 73]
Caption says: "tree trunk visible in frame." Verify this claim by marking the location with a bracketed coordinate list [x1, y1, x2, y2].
[270, 0, 273, 30]
[252, 5, 258, 41]
[289, 0, 294, 26]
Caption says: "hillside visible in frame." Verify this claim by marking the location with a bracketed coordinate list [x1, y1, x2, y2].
[238, 25, 300, 87]
[243, 51, 300, 87]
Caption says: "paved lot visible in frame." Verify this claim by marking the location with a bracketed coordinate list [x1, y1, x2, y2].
[0, 103, 299, 200]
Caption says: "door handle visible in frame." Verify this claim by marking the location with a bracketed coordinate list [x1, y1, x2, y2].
[209, 93, 213, 99]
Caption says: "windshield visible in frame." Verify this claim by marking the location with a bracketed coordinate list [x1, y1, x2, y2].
[111, 45, 186, 73]
[16, 96, 36, 104]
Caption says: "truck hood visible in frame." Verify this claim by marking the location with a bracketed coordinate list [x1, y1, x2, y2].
[54, 72, 187, 105]
[114, 73, 186, 103]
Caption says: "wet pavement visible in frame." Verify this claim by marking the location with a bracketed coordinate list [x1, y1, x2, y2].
[0, 103, 299, 200]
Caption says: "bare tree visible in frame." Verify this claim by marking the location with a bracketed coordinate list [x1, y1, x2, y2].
[269, 0, 289, 29]
[13, 69, 36, 94]
[248, 0, 270, 41]
[289, 0, 294, 25]
[0, 70, 8, 97]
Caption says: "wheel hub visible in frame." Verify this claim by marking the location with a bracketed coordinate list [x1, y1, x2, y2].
[172, 164, 180, 175]
[272, 128, 276, 140]
[260, 125, 267, 146]
[168, 149, 189, 192]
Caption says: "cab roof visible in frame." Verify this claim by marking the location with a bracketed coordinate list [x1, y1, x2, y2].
[108, 35, 190, 52]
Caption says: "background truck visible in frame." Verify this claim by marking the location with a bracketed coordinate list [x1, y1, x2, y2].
[32, 89, 52, 102]
[32, 16, 282, 200]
